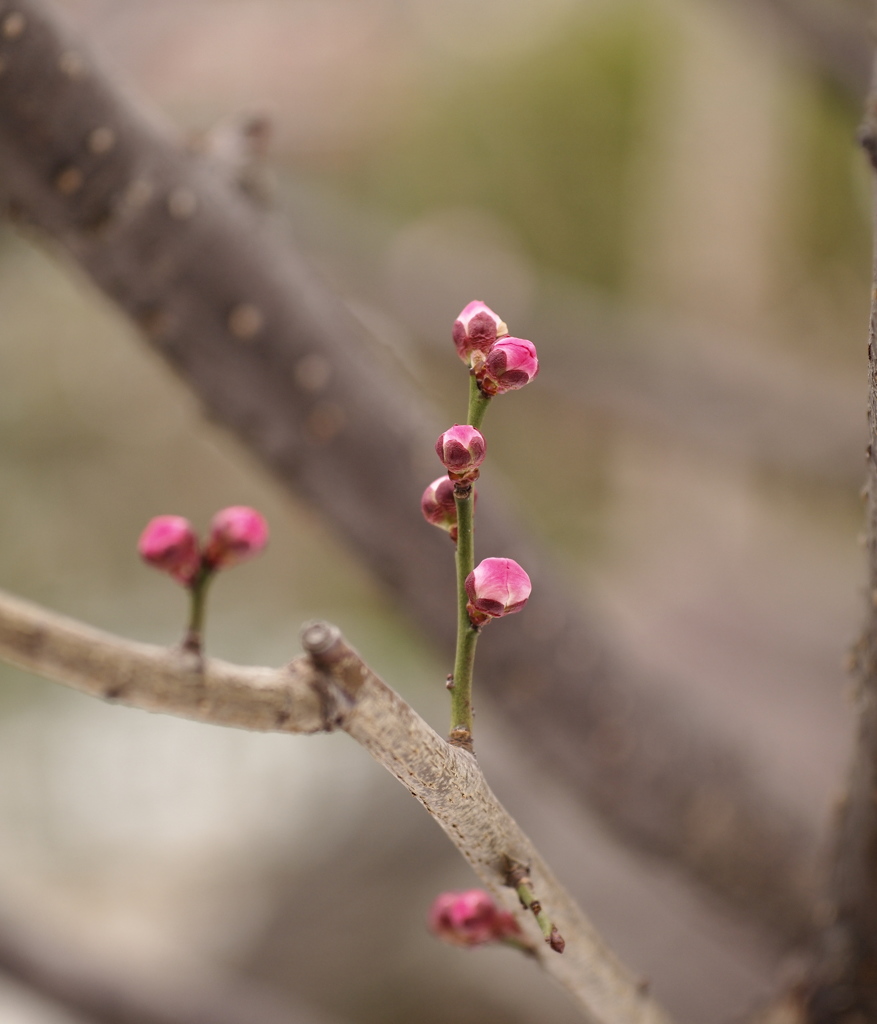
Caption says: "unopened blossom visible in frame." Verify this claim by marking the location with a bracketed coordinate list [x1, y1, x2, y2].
[476, 337, 539, 396]
[435, 424, 486, 482]
[138, 516, 201, 586]
[421, 476, 479, 541]
[203, 506, 269, 569]
[421, 476, 458, 537]
[465, 557, 531, 625]
[428, 890, 521, 948]
[452, 300, 508, 364]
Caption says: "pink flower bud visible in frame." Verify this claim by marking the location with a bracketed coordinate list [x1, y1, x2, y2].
[203, 506, 269, 570]
[421, 476, 457, 534]
[435, 425, 486, 482]
[428, 890, 521, 948]
[138, 515, 201, 586]
[476, 337, 539, 396]
[452, 300, 508, 364]
[421, 476, 478, 542]
[465, 557, 531, 624]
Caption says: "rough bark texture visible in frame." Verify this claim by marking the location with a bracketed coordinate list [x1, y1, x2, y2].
[0, 0, 817, 944]
[0, 588, 674, 1024]
[0, 588, 325, 733]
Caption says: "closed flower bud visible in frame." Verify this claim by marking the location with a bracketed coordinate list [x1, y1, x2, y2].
[476, 337, 539, 396]
[421, 476, 478, 542]
[452, 300, 508, 364]
[421, 476, 457, 535]
[428, 890, 521, 948]
[203, 506, 269, 570]
[465, 557, 531, 625]
[138, 515, 201, 586]
[435, 425, 486, 482]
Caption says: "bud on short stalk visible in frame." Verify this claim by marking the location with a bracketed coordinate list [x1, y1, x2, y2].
[465, 557, 532, 627]
[435, 425, 486, 483]
[452, 300, 508, 366]
[421, 476, 478, 542]
[476, 337, 539, 396]
[428, 890, 522, 948]
[138, 516, 201, 586]
[203, 506, 269, 569]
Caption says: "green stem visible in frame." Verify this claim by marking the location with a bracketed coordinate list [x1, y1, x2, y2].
[447, 375, 491, 749]
[515, 879, 565, 954]
[468, 374, 491, 430]
[183, 567, 214, 654]
[450, 487, 478, 748]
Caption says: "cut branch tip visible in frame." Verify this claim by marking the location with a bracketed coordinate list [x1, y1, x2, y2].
[300, 620, 340, 658]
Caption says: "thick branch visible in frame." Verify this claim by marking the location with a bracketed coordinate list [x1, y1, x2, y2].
[0, 0, 816, 942]
[0, 587, 673, 1024]
[0, 589, 325, 734]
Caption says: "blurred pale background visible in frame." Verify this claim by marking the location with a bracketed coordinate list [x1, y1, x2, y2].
[0, 0, 871, 1022]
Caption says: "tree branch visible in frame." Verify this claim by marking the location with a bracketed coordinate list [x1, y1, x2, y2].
[0, 0, 817, 943]
[0, 586, 673, 1024]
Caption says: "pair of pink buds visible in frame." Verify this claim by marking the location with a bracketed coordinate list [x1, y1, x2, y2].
[453, 300, 539, 396]
[138, 506, 268, 586]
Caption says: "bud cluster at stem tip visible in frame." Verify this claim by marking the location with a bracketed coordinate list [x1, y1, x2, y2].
[138, 506, 269, 586]
[465, 557, 532, 627]
[428, 889, 522, 948]
[451, 299, 539, 398]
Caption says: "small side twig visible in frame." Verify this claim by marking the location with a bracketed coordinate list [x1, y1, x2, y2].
[505, 859, 566, 954]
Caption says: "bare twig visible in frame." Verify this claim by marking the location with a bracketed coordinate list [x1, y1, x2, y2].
[801, 54, 877, 1024]
[0, 0, 817, 942]
[0, 587, 673, 1024]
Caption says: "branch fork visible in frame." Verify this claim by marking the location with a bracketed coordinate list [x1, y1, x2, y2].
[0, 588, 673, 1024]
